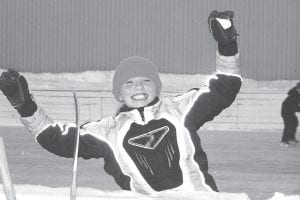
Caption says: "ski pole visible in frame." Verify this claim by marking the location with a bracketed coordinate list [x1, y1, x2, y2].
[70, 91, 80, 200]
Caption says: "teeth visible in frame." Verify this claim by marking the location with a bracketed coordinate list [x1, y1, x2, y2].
[132, 93, 148, 100]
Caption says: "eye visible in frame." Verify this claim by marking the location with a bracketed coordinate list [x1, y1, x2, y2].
[125, 80, 134, 84]
[143, 79, 151, 82]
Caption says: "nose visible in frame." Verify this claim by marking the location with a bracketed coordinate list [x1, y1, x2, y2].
[134, 80, 144, 89]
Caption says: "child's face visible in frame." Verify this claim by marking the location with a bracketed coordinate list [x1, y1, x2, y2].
[119, 77, 157, 108]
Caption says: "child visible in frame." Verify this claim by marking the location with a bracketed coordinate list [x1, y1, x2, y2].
[0, 10, 241, 194]
[280, 82, 300, 147]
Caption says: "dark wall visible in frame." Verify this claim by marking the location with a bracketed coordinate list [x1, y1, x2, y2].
[0, 0, 299, 80]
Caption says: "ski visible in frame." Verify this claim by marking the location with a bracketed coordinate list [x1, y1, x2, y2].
[70, 91, 80, 200]
[0, 137, 17, 200]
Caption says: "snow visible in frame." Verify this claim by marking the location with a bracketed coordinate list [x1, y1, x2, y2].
[1, 68, 298, 92]
[1, 184, 300, 200]
[0, 184, 250, 200]
[267, 193, 300, 200]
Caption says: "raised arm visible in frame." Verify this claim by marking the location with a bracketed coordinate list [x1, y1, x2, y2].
[0, 69, 108, 159]
[178, 11, 242, 132]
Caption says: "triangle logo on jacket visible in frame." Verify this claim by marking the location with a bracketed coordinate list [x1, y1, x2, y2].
[128, 126, 169, 150]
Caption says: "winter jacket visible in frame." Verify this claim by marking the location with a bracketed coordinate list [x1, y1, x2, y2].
[20, 52, 241, 194]
[281, 87, 300, 117]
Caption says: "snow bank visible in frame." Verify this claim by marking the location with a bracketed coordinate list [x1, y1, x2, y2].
[1, 69, 298, 92]
[0, 184, 252, 200]
[267, 193, 300, 200]
[1, 185, 300, 200]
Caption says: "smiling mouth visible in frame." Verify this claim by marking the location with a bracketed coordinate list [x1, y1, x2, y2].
[131, 93, 148, 100]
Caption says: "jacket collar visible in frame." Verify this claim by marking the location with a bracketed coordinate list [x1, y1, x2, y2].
[116, 97, 160, 116]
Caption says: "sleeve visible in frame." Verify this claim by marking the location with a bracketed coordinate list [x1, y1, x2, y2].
[297, 95, 300, 112]
[20, 105, 111, 159]
[295, 99, 300, 112]
[174, 51, 242, 132]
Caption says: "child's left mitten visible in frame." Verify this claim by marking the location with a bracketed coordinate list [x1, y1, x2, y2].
[208, 10, 239, 56]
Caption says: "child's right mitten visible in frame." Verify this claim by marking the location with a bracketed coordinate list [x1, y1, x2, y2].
[0, 69, 37, 117]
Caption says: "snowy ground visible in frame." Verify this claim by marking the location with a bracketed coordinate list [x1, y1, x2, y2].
[0, 184, 300, 200]
[0, 184, 253, 200]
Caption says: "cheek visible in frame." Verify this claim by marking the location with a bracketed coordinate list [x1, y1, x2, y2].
[120, 86, 133, 96]
[119, 89, 129, 102]
[147, 85, 157, 95]
[144, 86, 157, 99]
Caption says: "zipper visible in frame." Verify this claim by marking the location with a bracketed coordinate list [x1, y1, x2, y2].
[137, 107, 145, 122]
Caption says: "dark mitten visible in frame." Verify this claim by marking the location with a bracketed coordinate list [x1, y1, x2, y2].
[208, 10, 239, 56]
[0, 69, 37, 117]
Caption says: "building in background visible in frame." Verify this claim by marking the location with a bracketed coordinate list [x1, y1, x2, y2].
[0, 0, 299, 80]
